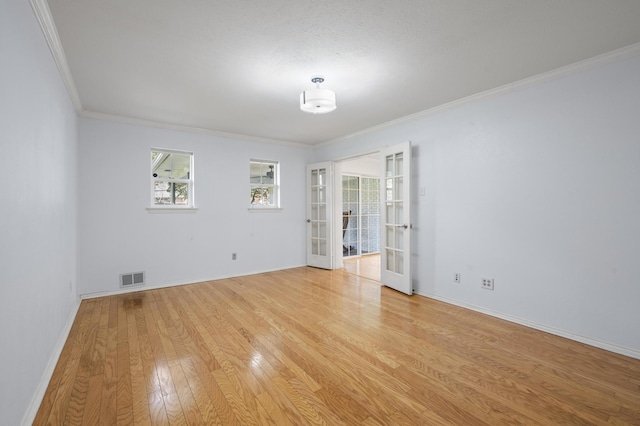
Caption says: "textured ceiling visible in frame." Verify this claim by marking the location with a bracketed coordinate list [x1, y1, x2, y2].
[46, 0, 640, 145]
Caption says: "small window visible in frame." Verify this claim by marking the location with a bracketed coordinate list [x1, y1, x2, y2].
[151, 149, 194, 207]
[250, 160, 279, 208]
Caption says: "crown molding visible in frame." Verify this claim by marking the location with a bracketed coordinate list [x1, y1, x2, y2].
[318, 41, 640, 149]
[30, 0, 82, 113]
[79, 110, 313, 149]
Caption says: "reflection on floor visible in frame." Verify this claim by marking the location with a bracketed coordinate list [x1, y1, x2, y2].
[343, 253, 380, 282]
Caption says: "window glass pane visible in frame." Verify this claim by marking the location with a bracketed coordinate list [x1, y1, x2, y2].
[386, 226, 394, 249]
[395, 227, 404, 249]
[386, 202, 394, 223]
[250, 162, 263, 184]
[318, 168, 326, 186]
[386, 249, 395, 272]
[386, 155, 393, 177]
[262, 164, 275, 184]
[154, 181, 189, 205]
[152, 152, 190, 179]
[174, 183, 189, 205]
[318, 205, 326, 220]
[318, 222, 326, 239]
[395, 203, 403, 226]
[349, 176, 358, 189]
[318, 187, 326, 203]
[395, 153, 403, 176]
[251, 187, 272, 205]
[152, 152, 170, 178]
[154, 181, 171, 205]
[396, 251, 404, 274]
[319, 239, 327, 256]
[171, 154, 191, 179]
[250, 162, 276, 185]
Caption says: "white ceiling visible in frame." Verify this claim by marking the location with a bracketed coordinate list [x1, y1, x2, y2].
[45, 0, 640, 145]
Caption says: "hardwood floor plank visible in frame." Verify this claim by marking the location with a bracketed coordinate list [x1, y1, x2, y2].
[89, 298, 110, 377]
[168, 363, 203, 425]
[35, 267, 640, 425]
[287, 377, 347, 426]
[188, 363, 240, 425]
[256, 391, 294, 426]
[116, 339, 134, 425]
[125, 300, 152, 425]
[62, 354, 90, 426]
[211, 368, 260, 426]
[162, 391, 188, 425]
[79, 374, 103, 425]
[136, 298, 164, 398]
[180, 359, 224, 426]
[147, 390, 169, 425]
[98, 298, 119, 425]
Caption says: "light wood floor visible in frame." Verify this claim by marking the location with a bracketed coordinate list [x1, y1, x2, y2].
[35, 267, 640, 425]
[343, 254, 380, 282]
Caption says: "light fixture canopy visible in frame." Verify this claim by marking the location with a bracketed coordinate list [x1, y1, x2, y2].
[300, 76, 336, 114]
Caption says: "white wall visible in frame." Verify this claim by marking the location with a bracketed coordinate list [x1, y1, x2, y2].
[341, 154, 380, 177]
[0, 1, 79, 425]
[315, 54, 640, 356]
[78, 118, 311, 296]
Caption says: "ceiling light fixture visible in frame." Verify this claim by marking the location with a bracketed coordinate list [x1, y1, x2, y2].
[300, 76, 336, 114]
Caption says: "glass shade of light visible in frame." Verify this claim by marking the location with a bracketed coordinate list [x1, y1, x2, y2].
[300, 88, 337, 114]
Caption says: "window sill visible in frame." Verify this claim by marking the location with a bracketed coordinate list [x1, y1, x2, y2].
[146, 207, 198, 214]
[248, 207, 283, 213]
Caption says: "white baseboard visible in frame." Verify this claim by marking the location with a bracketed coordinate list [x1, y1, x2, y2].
[21, 297, 82, 426]
[415, 290, 640, 361]
[80, 264, 307, 300]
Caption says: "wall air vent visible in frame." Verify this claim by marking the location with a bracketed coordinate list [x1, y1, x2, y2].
[120, 271, 145, 288]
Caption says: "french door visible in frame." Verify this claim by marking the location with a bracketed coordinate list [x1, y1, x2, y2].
[306, 162, 333, 269]
[380, 142, 412, 295]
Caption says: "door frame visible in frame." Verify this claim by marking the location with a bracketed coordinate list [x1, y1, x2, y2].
[332, 153, 381, 271]
[312, 144, 412, 287]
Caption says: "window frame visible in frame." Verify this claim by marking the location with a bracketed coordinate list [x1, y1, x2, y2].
[249, 159, 280, 210]
[149, 148, 195, 210]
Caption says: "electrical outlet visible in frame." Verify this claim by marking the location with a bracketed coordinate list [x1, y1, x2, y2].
[454, 273, 461, 283]
[232, 253, 237, 260]
[481, 278, 494, 290]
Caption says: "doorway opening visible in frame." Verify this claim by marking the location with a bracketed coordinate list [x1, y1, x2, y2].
[342, 175, 380, 257]
[339, 154, 381, 282]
